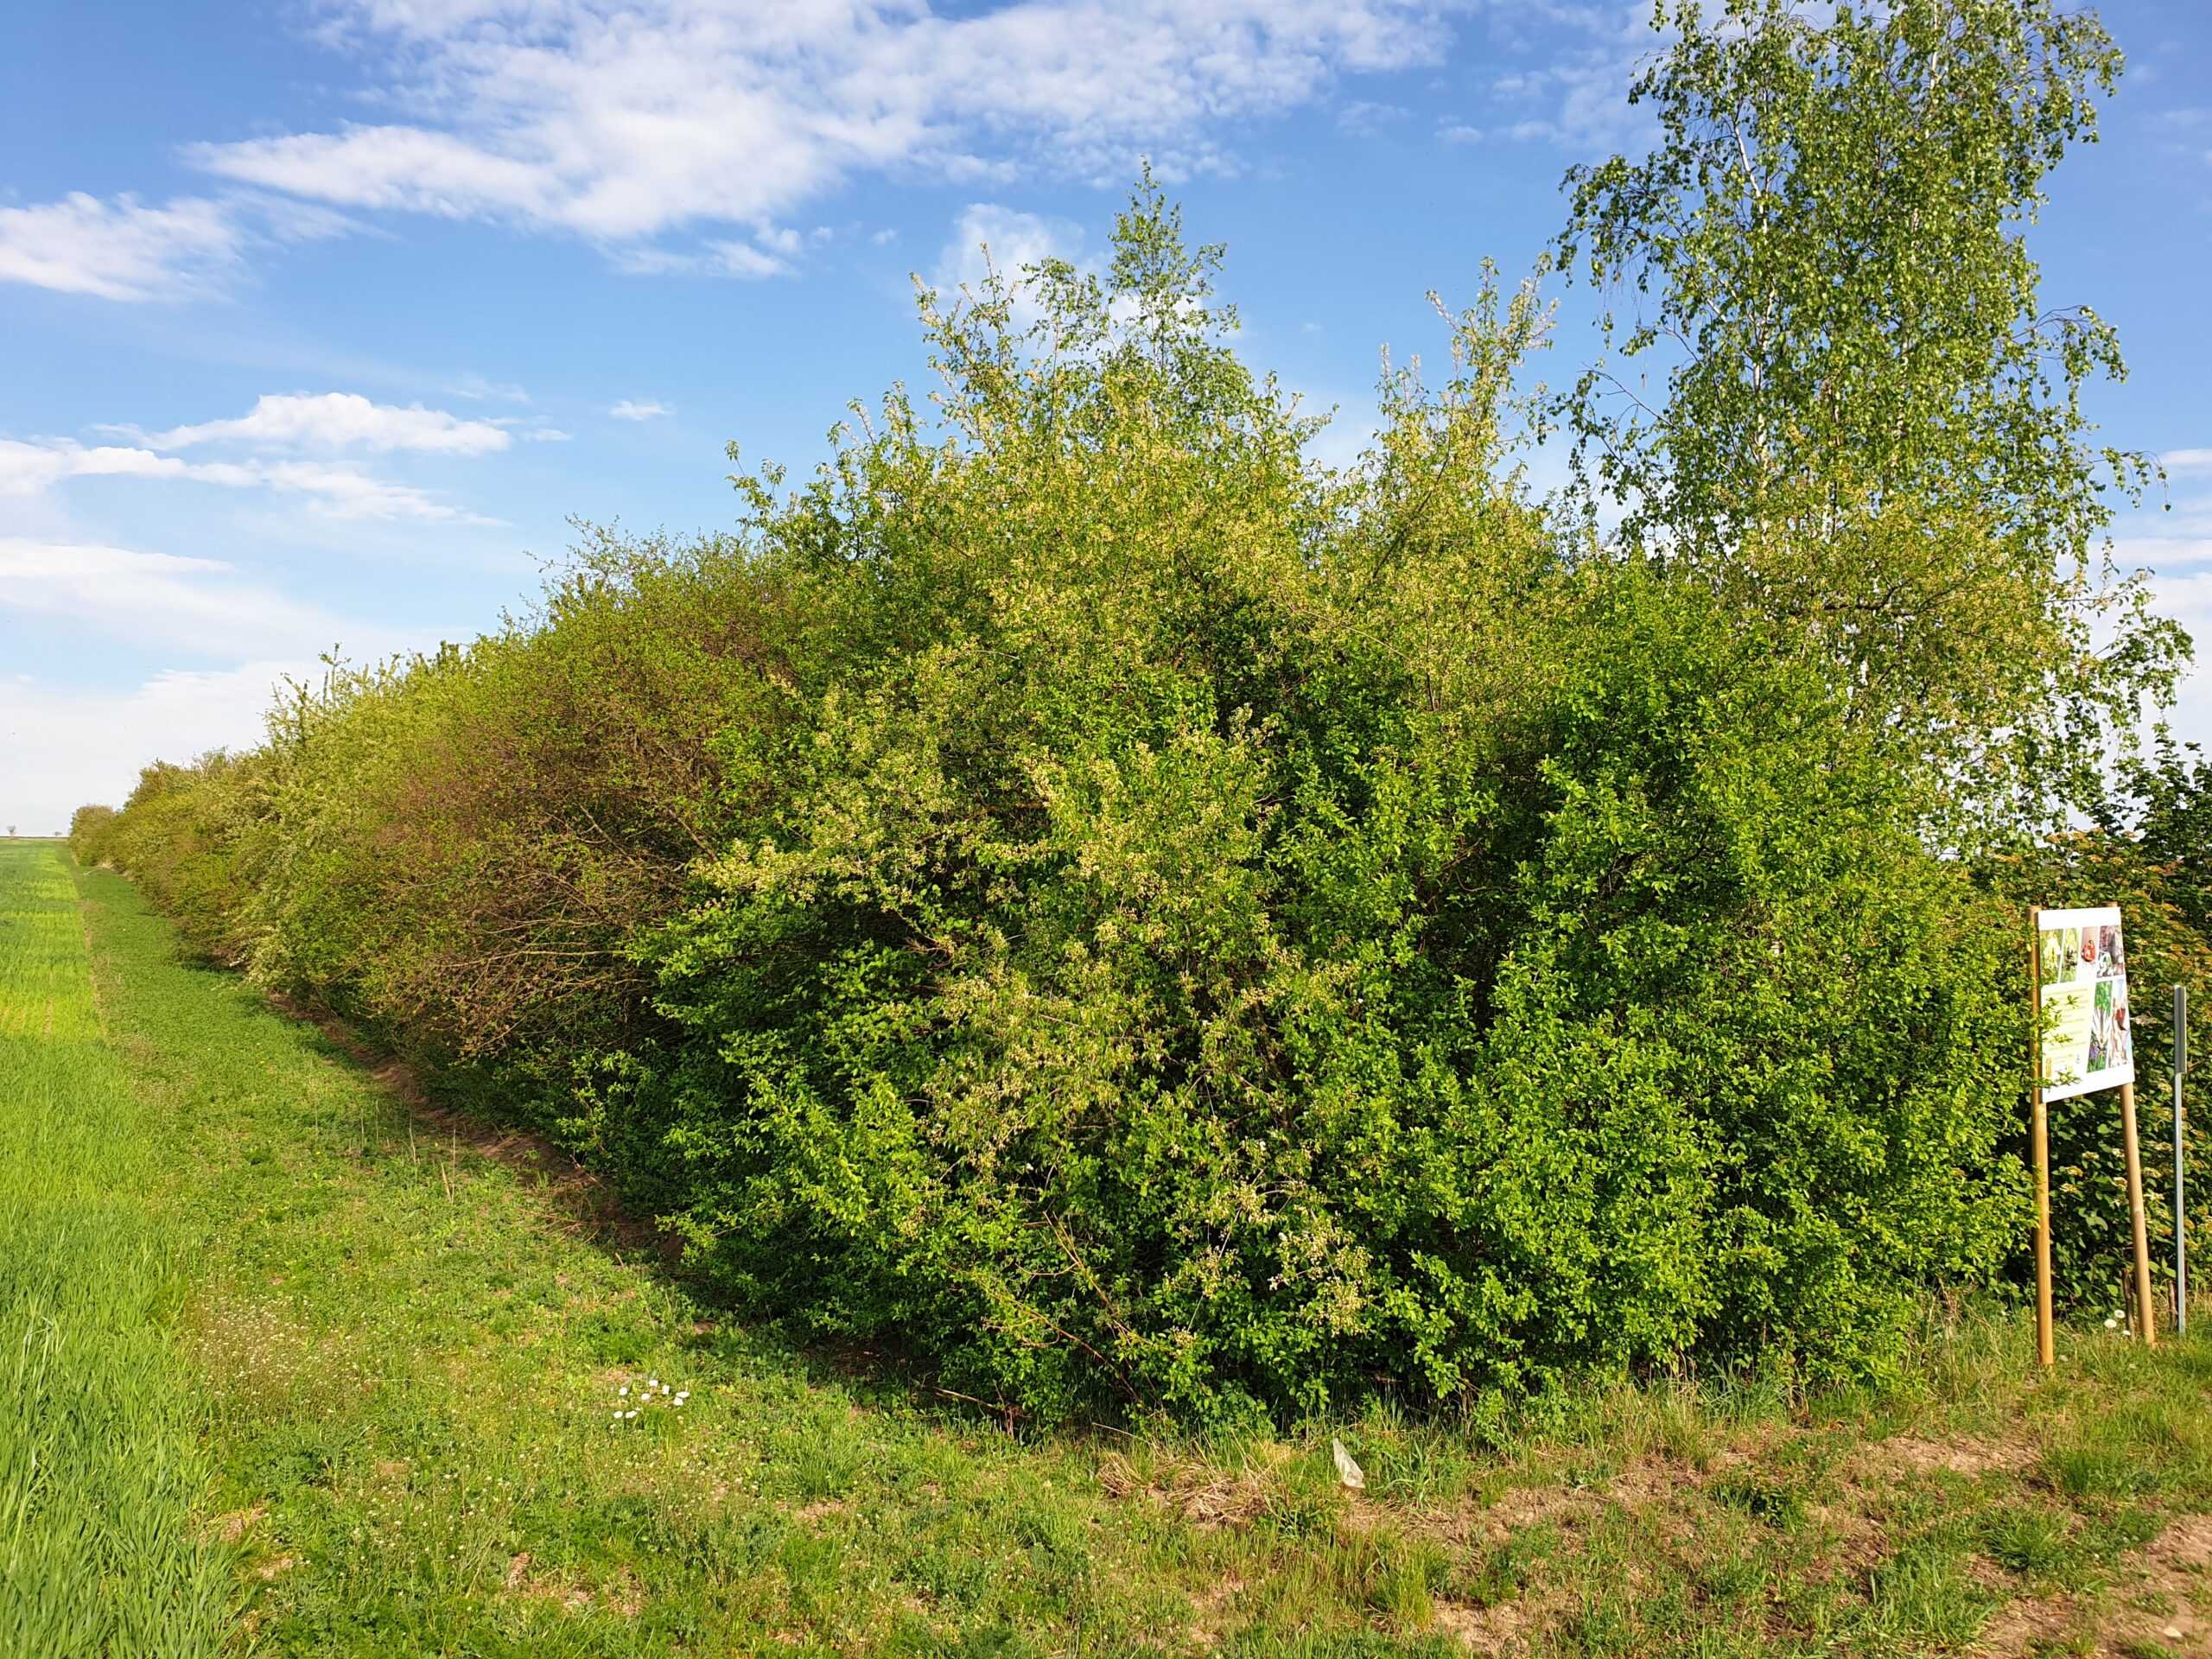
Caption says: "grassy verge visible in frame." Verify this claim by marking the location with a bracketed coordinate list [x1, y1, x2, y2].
[41, 849, 2212, 1655]
[0, 841, 230, 1656]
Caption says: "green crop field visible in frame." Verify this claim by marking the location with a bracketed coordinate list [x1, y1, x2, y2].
[0, 839, 229, 1656]
[0, 837, 2206, 1655]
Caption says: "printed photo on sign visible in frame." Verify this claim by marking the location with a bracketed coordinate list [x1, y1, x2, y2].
[2033, 905, 2135, 1102]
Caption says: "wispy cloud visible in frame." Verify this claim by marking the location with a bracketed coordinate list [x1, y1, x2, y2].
[0, 191, 353, 302]
[448, 372, 531, 404]
[1338, 100, 1410, 136]
[0, 539, 339, 654]
[0, 435, 496, 522]
[608, 399, 671, 422]
[16, 3, 1678, 302]
[608, 239, 792, 279]
[18, 3, 1668, 297]
[2148, 565, 2212, 747]
[241, 460, 502, 522]
[0, 194, 240, 301]
[709, 240, 791, 279]
[184, 0, 1477, 270]
[932, 204, 1084, 296]
[1471, 1, 1662, 151]
[0, 440, 187, 494]
[105, 391, 512, 456]
[4, 657, 385, 830]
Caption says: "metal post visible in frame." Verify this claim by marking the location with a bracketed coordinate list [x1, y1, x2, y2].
[2178, 984, 2190, 1336]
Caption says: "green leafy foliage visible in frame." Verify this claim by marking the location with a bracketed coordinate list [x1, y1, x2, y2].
[1554, 0, 2184, 833]
[70, 754, 265, 966]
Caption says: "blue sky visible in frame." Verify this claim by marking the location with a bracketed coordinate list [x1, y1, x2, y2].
[3, 0, 2208, 833]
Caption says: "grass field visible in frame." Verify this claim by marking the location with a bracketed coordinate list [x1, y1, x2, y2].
[6, 837, 2212, 1656]
[0, 839, 229, 1656]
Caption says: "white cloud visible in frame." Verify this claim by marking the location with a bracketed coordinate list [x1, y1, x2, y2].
[603, 231, 796, 280]
[0, 436, 494, 522]
[17, 5, 1670, 298]
[0, 539, 339, 655]
[0, 541, 385, 830]
[606, 224, 804, 279]
[239, 459, 502, 521]
[707, 241, 790, 279]
[191, 126, 562, 223]
[933, 204, 1083, 296]
[0, 539, 438, 830]
[0, 194, 240, 302]
[0, 439, 191, 494]
[114, 391, 512, 456]
[2, 660, 315, 833]
[2114, 490, 2212, 575]
[0, 191, 353, 302]
[609, 399, 671, 422]
[1474, 2, 1662, 152]
[2114, 486, 2212, 750]
[1338, 99, 1410, 136]
[2151, 567, 2212, 752]
[185, 0, 1475, 265]
[448, 372, 531, 403]
[2161, 448, 2212, 476]
[2112, 537, 2212, 569]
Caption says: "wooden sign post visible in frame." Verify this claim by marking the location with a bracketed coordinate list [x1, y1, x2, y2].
[2030, 905, 2153, 1363]
[2120, 1077, 2158, 1348]
[2029, 906, 2055, 1366]
[2176, 984, 2190, 1337]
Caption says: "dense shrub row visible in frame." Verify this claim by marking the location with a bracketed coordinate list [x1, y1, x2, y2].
[75, 2, 2202, 1421]
[63, 219, 2016, 1421]
[75, 593, 2212, 1422]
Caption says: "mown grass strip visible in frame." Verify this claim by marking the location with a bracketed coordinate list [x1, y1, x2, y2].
[0, 842, 230, 1656]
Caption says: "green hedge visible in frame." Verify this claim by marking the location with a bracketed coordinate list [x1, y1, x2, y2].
[70, 195, 2069, 1421]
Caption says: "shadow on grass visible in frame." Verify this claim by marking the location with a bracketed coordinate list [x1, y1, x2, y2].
[256, 977, 1057, 1437]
